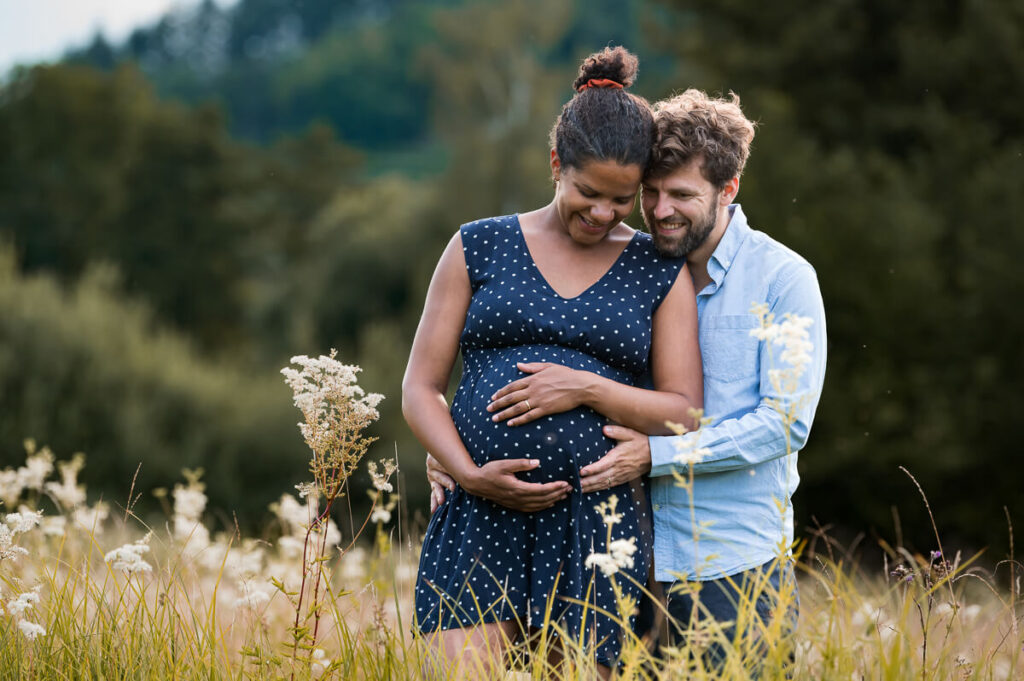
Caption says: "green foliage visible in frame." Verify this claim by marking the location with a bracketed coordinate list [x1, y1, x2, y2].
[0, 64, 365, 355]
[0, 64, 252, 350]
[0, 246, 303, 522]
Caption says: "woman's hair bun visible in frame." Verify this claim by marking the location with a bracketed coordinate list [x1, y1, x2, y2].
[572, 46, 639, 91]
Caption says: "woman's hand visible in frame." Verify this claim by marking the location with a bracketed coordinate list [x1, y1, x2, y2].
[460, 458, 572, 512]
[487, 362, 592, 426]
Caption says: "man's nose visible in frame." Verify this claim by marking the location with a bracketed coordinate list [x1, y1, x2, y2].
[654, 198, 675, 220]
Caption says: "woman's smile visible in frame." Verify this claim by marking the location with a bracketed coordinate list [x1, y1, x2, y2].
[577, 214, 613, 234]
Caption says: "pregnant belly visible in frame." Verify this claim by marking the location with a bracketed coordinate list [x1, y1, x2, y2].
[451, 345, 635, 485]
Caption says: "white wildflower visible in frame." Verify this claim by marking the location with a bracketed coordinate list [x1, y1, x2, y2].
[272, 494, 313, 534]
[992, 657, 1012, 680]
[7, 588, 41, 617]
[104, 533, 153, 574]
[18, 620, 46, 641]
[878, 625, 897, 647]
[594, 496, 623, 527]
[17, 448, 54, 491]
[44, 454, 86, 508]
[173, 484, 207, 523]
[174, 515, 211, 553]
[0, 524, 29, 560]
[749, 303, 815, 394]
[608, 537, 638, 570]
[586, 535, 639, 577]
[0, 468, 23, 507]
[585, 552, 620, 577]
[234, 580, 271, 609]
[368, 489, 398, 525]
[73, 502, 109, 534]
[749, 325, 780, 342]
[6, 510, 43, 533]
[394, 561, 417, 583]
[961, 604, 982, 622]
[851, 602, 885, 629]
[340, 547, 367, 581]
[197, 536, 232, 572]
[280, 351, 383, 452]
[226, 543, 265, 579]
[310, 648, 329, 678]
[368, 459, 397, 493]
[40, 515, 66, 537]
[278, 535, 304, 559]
[312, 518, 341, 548]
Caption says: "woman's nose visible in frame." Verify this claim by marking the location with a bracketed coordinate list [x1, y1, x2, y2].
[591, 202, 614, 222]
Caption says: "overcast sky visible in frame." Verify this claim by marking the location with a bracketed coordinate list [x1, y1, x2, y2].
[0, 0, 235, 73]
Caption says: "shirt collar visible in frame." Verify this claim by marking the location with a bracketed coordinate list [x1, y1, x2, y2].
[705, 204, 751, 288]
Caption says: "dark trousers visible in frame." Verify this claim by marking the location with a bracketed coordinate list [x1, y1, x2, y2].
[661, 560, 799, 678]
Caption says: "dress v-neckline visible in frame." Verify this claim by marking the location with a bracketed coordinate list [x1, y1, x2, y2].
[514, 214, 639, 301]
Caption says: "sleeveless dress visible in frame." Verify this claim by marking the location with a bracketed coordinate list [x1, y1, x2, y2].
[414, 214, 685, 665]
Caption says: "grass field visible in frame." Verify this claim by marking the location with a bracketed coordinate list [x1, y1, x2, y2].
[2, 348, 1021, 679]
[2, 440, 1021, 680]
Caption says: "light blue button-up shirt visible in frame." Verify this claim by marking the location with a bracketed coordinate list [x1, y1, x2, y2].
[649, 204, 827, 582]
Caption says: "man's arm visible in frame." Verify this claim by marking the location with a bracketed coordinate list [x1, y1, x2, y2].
[650, 263, 826, 477]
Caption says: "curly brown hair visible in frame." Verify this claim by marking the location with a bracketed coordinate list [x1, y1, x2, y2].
[548, 46, 654, 171]
[648, 89, 756, 188]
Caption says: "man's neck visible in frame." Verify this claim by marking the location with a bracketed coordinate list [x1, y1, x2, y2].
[687, 207, 733, 293]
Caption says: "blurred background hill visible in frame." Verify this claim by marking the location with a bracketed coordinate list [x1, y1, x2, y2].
[1, 0, 1022, 560]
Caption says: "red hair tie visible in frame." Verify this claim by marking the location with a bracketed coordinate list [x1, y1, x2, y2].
[577, 78, 625, 93]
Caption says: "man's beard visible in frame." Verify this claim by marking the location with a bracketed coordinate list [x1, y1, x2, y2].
[646, 196, 718, 258]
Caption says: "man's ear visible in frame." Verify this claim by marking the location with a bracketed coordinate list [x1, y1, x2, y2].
[720, 176, 740, 206]
[550, 149, 561, 182]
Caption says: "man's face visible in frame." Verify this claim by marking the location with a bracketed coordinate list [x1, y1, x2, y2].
[641, 159, 721, 258]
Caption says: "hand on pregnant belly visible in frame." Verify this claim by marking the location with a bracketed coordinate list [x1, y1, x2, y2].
[461, 458, 572, 512]
[487, 362, 590, 426]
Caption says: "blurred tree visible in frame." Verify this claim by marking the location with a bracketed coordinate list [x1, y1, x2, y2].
[64, 0, 440, 151]
[0, 65, 248, 348]
[0, 64, 364, 355]
[420, 0, 574, 219]
[0, 245, 307, 524]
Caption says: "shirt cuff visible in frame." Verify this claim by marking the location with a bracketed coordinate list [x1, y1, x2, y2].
[649, 433, 690, 477]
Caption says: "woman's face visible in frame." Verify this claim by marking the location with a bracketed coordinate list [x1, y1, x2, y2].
[551, 154, 643, 245]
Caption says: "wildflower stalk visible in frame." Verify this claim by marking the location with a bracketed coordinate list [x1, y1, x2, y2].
[280, 350, 383, 677]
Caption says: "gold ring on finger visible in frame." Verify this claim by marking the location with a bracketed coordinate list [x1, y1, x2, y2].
[523, 399, 531, 411]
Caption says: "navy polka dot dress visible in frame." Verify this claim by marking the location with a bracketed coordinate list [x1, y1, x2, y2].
[415, 214, 685, 665]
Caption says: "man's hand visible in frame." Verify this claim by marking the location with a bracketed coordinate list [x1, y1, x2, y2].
[487, 362, 590, 426]
[426, 453, 455, 513]
[580, 425, 652, 493]
[462, 459, 572, 512]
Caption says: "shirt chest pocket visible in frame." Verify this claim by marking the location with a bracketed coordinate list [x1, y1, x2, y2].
[699, 314, 760, 383]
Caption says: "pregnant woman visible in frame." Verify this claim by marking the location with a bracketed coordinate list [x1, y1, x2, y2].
[402, 47, 702, 677]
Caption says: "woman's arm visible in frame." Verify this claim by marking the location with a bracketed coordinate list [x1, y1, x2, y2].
[402, 232, 572, 511]
[486, 265, 703, 435]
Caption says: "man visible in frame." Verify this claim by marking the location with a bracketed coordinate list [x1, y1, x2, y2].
[578, 89, 827, 672]
[428, 89, 826, 671]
